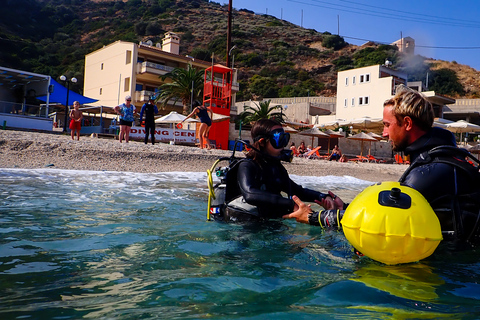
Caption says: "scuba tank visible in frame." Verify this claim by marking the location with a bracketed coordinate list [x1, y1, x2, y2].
[207, 139, 293, 222]
[209, 167, 228, 220]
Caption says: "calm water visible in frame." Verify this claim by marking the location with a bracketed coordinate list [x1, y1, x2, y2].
[1, 168, 480, 320]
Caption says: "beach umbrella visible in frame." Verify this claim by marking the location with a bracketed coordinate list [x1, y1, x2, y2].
[347, 132, 378, 156]
[155, 111, 198, 144]
[317, 119, 343, 130]
[340, 116, 384, 131]
[324, 129, 344, 153]
[211, 112, 231, 123]
[445, 120, 480, 144]
[299, 127, 330, 147]
[367, 132, 384, 140]
[283, 125, 298, 133]
[433, 121, 447, 129]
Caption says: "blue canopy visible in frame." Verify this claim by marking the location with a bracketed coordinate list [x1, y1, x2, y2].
[37, 79, 98, 105]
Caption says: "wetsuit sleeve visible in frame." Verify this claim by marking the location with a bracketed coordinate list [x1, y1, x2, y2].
[288, 178, 328, 202]
[308, 210, 344, 229]
[237, 161, 295, 214]
[139, 104, 146, 120]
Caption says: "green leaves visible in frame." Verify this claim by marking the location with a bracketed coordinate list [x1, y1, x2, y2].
[157, 65, 205, 114]
[238, 100, 285, 125]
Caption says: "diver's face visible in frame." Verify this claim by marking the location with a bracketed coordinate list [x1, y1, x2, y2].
[264, 125, 285, 157]
[383, 105, 409, 152]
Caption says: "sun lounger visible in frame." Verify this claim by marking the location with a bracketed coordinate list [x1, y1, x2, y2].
[368, 155, 386, 163]
[305, 146, 322, 159]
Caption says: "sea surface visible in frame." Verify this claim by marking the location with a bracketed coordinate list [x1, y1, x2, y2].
[1, 168, 479, 320]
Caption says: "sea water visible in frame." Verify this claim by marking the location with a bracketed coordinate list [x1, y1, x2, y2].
[1, 169, 479, 320]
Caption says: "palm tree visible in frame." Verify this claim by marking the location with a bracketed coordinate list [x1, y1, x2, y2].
[238, 100, 285, 125]
[156, 64, 205, 114]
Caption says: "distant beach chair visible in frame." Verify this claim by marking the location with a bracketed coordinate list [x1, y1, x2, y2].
[305, 146, 322, 159]
[368, 155, 386, 163]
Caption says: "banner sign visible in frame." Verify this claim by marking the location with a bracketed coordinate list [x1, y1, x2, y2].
[129, 126, 196, 143]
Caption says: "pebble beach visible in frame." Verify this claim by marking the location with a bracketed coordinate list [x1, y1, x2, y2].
[0, 130, 407, 182]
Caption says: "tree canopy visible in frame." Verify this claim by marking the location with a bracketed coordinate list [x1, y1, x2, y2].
[157, 65, 205, 114]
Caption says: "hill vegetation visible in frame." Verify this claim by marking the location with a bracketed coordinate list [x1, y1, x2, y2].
[1, 0, 479, 101]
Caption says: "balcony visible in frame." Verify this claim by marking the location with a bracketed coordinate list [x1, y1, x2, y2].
[137, 61, 175, 76]
[135, 90, 156, 102]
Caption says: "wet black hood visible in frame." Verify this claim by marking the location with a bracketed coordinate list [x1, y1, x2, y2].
[404, 127, 457, 161]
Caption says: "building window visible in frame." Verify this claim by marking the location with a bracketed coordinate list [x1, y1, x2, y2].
[358, 96, 370, 105]
[344, 98, 347, 107]
[100, 63, 104, 70]
[352, 76, 356, 85]
[345, 77, 348, 86]
[99, 88, 102, 95]
[351, 98, 355, 106]
[126, 50, 132, 64]
[360, 73, 371, 83]
[124, 77, 130, 92]
[135, 84, 143, 91]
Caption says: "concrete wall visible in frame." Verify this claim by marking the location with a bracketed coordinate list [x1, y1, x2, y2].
[0, 114, 53, 131]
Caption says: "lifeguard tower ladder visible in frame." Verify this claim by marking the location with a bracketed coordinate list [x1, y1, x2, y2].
[202, 64, 232, 150]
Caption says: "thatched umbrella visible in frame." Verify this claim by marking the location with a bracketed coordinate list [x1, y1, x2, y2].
[347, 132, 378, 156]
[299, 127, 330, 147]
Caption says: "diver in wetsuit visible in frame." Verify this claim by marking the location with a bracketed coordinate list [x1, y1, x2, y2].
[223, 118, 336, 222]
[284, 85, 480, 243]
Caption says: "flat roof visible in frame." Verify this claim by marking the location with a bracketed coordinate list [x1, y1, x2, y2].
[0, 66, 50, 87]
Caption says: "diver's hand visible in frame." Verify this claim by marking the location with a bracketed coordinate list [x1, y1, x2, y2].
[283, 195, 312, 224]
[315, 191, 344, 210]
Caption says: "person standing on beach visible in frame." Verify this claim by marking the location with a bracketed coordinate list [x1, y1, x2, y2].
[182, 100, 213, 149]
[284, 85, 480, 244]
[139, 97, 158, 145]
[69, 101, 83, 141]
[114, 95, 136, 143]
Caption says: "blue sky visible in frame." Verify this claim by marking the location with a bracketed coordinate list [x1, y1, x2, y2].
[221, 0, 480, 71]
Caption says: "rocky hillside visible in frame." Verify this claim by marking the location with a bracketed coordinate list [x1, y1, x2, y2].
[1, 0, 478, 100]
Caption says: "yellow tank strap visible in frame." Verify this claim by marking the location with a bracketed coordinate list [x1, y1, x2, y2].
[206, 159, 222, 221]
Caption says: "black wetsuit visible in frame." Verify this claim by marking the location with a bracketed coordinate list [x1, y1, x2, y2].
[236, 158, 327, 219]
[140, 102, 158, 145]
[310, 127, 480, 242]
[400, 127, 480, 241]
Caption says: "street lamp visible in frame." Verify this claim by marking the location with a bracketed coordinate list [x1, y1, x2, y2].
[60, 75, 77, 132]
[228, 45, 237, 69]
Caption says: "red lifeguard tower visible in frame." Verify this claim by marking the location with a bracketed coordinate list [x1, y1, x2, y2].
[202, 64, 232, 150]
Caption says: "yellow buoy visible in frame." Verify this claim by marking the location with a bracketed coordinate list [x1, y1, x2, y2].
[341, 181, 442, 265]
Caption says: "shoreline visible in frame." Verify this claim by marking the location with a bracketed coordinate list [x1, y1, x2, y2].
[0, 130, 407, 181]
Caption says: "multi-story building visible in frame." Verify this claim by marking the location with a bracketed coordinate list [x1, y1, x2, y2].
[390, 37, 415, 55]
[334, 64, 454, 122]
[84, 32, 235, 112]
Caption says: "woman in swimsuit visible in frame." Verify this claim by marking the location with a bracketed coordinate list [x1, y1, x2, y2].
[183, 100, 213, 149]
